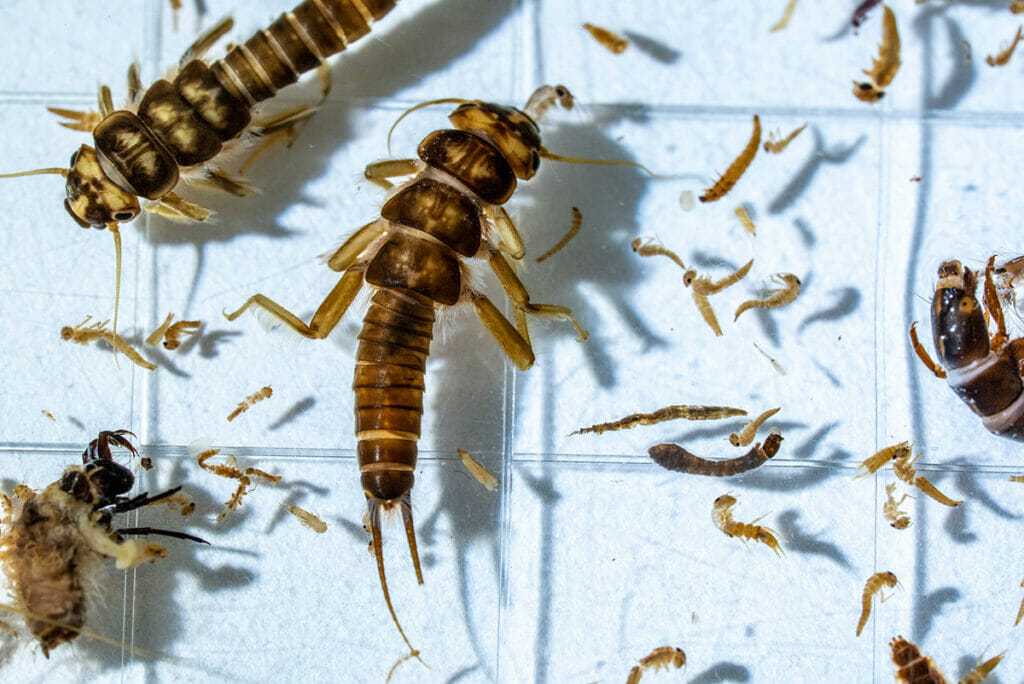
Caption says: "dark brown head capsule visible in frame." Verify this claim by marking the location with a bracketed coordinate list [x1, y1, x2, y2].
[448, 101, 544, 180]
[64, 145, 141, 228]
[931, 260, 990, 369]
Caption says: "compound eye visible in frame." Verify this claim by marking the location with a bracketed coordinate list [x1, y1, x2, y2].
[531, 150, 540, 172]
[113, 209, 137, 222]
[69, 150, 79, 167]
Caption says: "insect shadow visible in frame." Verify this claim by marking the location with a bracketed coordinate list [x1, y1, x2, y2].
[775, 508, 852, 569]
[766, 127, 866, 215]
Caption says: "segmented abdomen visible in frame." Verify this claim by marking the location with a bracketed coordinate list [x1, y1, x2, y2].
[94, 0, 396, 199]
[354, 289, 435, 501]
[946, 351, 1024, 440]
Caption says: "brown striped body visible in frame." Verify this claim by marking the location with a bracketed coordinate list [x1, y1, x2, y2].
[931, 260, 1024, 441]
[64, 0, 397, 227]
[890, 636, 948, 684]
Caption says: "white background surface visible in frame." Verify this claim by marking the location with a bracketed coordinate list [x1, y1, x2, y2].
[0, 0, 1022, 681]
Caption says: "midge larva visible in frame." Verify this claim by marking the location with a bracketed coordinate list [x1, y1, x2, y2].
[60, 316, 157, 371]
[573, 404, 747, 436]
[912, 259, 1024, 441]
[856, 571, 899, 636]
[763, 123, 807, 154]
[582, 23, 629, 54]
[650, 433, 783, 477]
[0, 430, 206, 656]
[224, 85, 597, 662]
[986, 26, 1023, 67]
[626, 645, 686, 684]
[733, 273, 802, 321]
[711, 493, 784, 555]
[892, 447, 962, 507]
[729, 407, 781, 447]
[883, 482, 911, 529]
[854, 441, 909, 478]
[1, 0, 398, 331]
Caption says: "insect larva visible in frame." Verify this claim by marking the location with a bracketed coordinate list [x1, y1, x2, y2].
[851, 0, 882, 27]
[734, 205, 756, 235]
[282, 503, 328, 533]
[700, 115, 761, 203]
[686, 260, 754, 336]
[854, 441, 909, 478]
[41, 410, 56, 422]
[140, 456, 154, 471]
[60, 316, 157, 370]
[146, 313, 201, 350]
[890, 636, 1003, 684]
[986, 26, 1023, 67]
[734, 273, 802, 321]
[155, 490, 196, 516]
[712, 494, 784, 555]
[196, 448, 281, 522]
[753, 342, 786, 375]
[582, 23, 629, 54]
[0, 430, 206, 655]
[853, 5, 901, 102]
[536, 207, 582, 262]
[1014, 0, 1024, 13]
[227, 385, 274, 422]
[892, 448, 963, 507]
[856, 571, 899, 636]
[650, 433, 783, 477]
[770, 0, 799, 32]
[574, 405, 747, 436]
[729, 407, 781, 447]
[631, 237, 687, 271]
[763, 123, 807, 154]
[457, 449, 498, 491]
[1015, 578, 1024, 626]
[626, 645, 687, 683]
[883, 482, 911, 529]
[1010, 475, 1024, 483]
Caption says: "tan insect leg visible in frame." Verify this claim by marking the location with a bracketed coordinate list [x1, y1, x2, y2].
[984, 256, 1009, 351]
[223, 267, 364, 339]
[909, 322, 947, 379]
[47, 106, 102, 132]
[146, 192, 213, 222]
[484, 205, 526, 260]
[471, 293, 535, 371]
[364, 159, 420, 190]
[191, 169, 252, 197]
[325, 221, 385, 272]
[181, 16, 235, 62]
[487, 250, 589, 342]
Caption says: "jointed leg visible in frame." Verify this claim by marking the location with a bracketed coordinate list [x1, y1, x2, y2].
[909, 322, 947, 379]
[364, 159, 421, 190]
[325, 221, 385, 272]
[471, 293, 535, 370]
[487, 250, 589, 342]
[984, 256, 1009, 351]
[484, 205, 525, 260]
[223, 267, 365, 339]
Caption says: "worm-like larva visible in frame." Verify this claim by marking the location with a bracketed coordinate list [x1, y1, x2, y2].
[854, 441, 910, 478]
[457, 449, 498, 491]
[763, 123, 807, 154]
[856, 571, 899, 636]
[734, 273, 802, 321]
[986, 26, 1023, 67]
[729, 407, 781, 447]
[226, 385, 273, 422]
[575, 405, 747, 435]
[734, 206, 756, 235]
[60, 316, 156, 370]
[686, 259, 754, 336]
[282, 503, 328, 533]
[892, 449, 962, 507]
[712, 494, 784, 555]
[146, 313, 201, 350]
[626, 646, 687, 683]
[770, 0, 799, 32]
[650, 433, 783, 477]
[196, 449, 280, 522]
[883, 482, 911, 529]
[700, 115, 761, 203]
[536, 207, 582, 262]
[631, 237, 687, 271]
[853, 5, 901, 102]
[582, 23, 629, 54]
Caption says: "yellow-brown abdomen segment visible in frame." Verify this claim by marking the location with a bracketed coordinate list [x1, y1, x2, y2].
[354, 289, 435, 502]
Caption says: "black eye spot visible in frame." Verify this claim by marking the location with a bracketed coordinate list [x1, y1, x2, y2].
[531, 151, 540, 172]
[69, 150, 79, 167]
[113, 211, 135, 222]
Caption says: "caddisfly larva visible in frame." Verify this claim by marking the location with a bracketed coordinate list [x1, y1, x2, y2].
[734, 206, 756, 235]
[626, 645, 687, 684]
[224, 85, 601, 662]
[60, 316, 157, 371]
[582, 23, 629, 54]
[890, 635, 1003, 684]
[146, 313, 201, 350]
[226, 385, 273, 422]
[763, 123, 807, 154]
[1, 0, 399, 335]
[770, 0, 799, 32]
[650, 433, 783, 477]
[892, 448, 963, 507]
[195, 448, 281, 521]
[457, 449, 498, 491]
[883, 482, 911, 529]
[0, 430, 206, 656]
[536, 206, 582, 263]
[856, 571, 899, 636]
[912, 259, 1024, 441]
[853, 5, 901, 103]
[986, 26, 1023, 67]
[573, 404, 747, 436]
[281, 503, 328, 533]
[733, 273, 802, 321]
[712, 494, 783, 555]
[729, 407, 781, 447]
[854, 441, 909, 478]
[700, 115, 761, 203]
